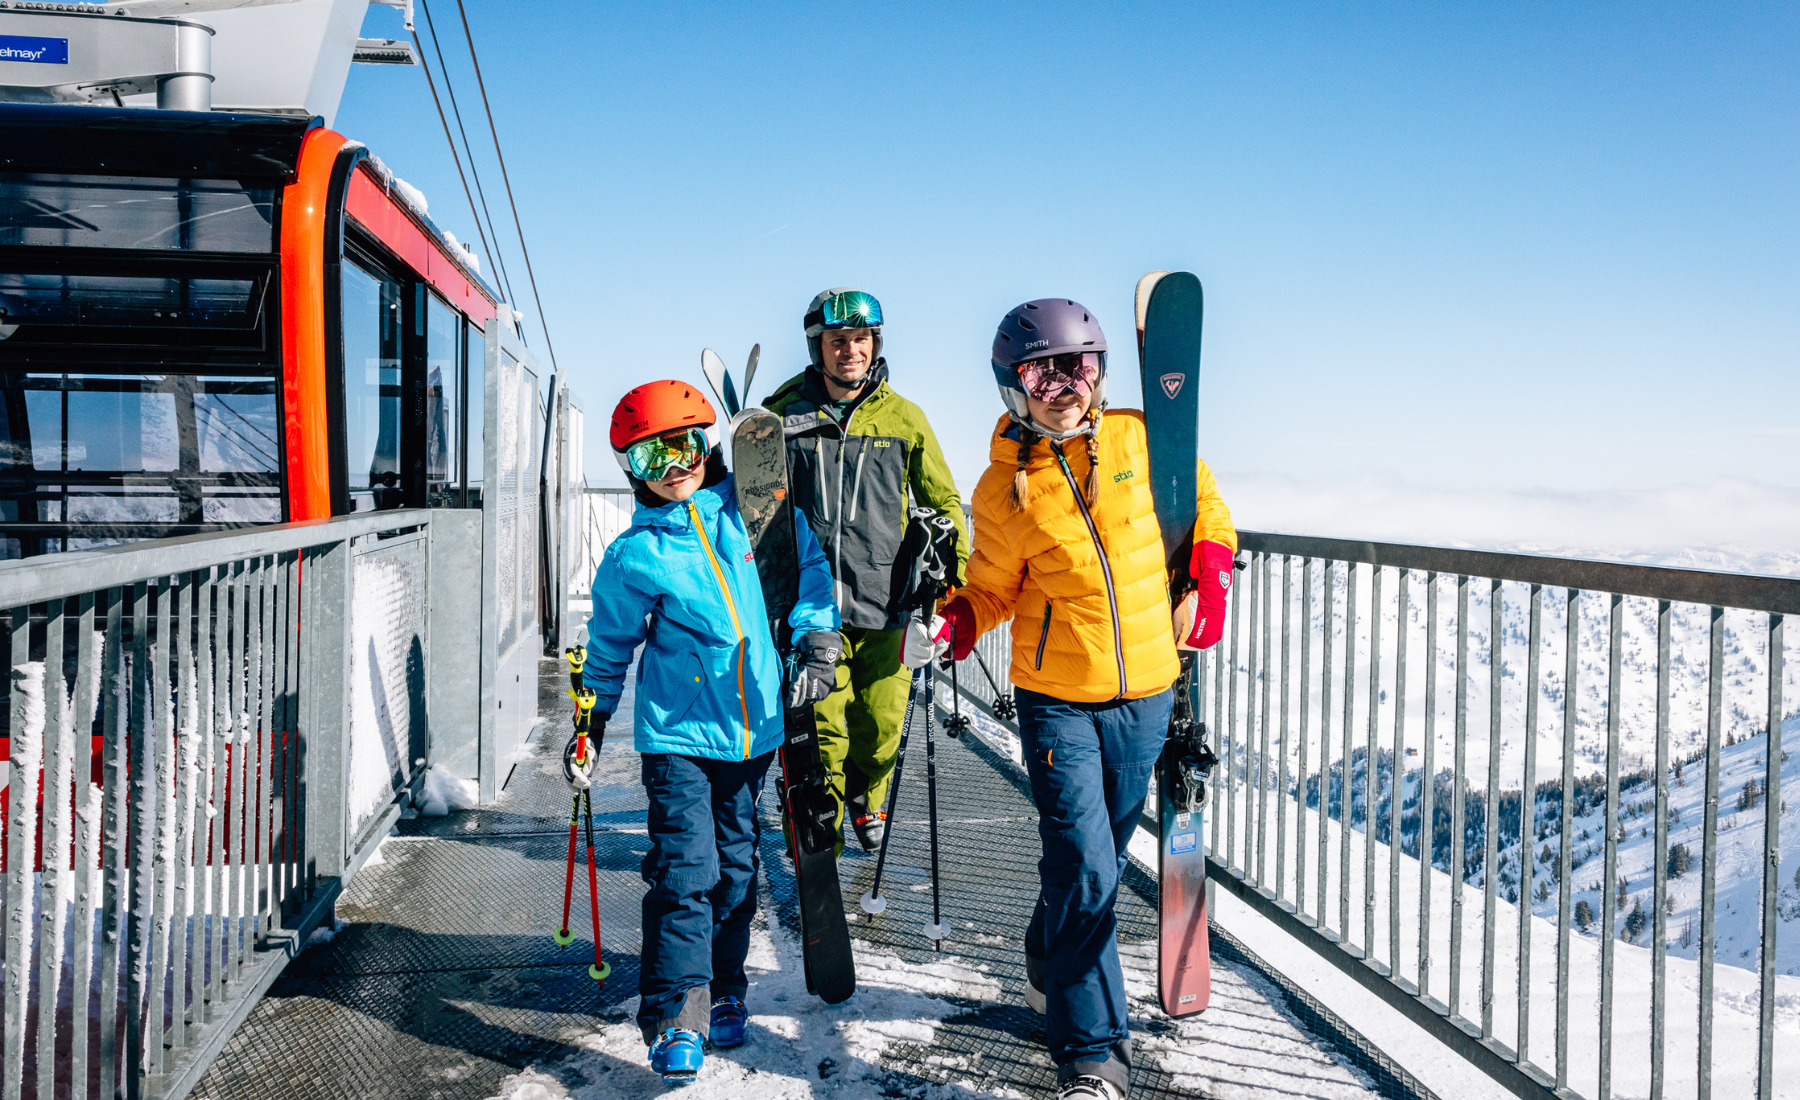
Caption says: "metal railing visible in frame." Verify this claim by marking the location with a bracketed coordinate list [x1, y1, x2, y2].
[948, 529, 1795, 1100]
[0, 510, 457, 1100]
[572, 495, 1798, 1100]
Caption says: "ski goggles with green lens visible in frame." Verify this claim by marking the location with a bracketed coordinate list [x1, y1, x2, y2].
[623, 427, 710, 481]
[814, 290, 883, 330]
[1015, 352, 1101, 402]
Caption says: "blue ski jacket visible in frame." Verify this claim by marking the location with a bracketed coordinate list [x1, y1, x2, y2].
[583, 476, 839, 761]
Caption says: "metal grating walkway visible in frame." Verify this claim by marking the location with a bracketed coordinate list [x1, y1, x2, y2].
[191, 660, 1423, 1099]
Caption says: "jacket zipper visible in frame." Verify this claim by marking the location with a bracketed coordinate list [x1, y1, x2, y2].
[830, 398, 864, 613]
[1053, 444, 1127, 700]
[688, 501, 753, 759]
[847, 442, 867, 523]
[1035, 601, 1052, 671]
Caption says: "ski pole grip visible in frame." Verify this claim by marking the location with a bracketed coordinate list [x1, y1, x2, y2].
[565, 645, 588, 695]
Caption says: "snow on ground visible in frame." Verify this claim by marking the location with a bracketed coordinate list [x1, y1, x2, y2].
[415, 765, 480, 817]
[487, 906, 1385, 1100]
[486, 914, 1017, 1100]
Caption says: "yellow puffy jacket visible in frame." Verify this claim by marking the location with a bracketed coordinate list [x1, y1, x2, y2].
[959, 410, 1237, 704]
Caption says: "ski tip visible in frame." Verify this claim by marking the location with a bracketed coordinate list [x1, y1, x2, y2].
[859, 891, 888, 915]
[1134, 271, 1169, 329]
[820, 982, 856, 1005]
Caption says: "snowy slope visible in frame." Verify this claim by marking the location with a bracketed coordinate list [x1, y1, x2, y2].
[1212, 714, 1800, 1100]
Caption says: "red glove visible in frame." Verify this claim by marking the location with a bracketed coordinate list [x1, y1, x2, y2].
[1185, 540, 1234, 650]
[934, 595, 978, 661]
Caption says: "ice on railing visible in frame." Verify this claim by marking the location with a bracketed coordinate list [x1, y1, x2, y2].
[349, 555, 426, 840]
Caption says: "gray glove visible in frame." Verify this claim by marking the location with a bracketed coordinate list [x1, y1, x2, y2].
[788, 631, 842, 708]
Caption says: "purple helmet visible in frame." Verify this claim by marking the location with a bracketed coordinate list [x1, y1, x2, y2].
[991, 299, 1108, 428]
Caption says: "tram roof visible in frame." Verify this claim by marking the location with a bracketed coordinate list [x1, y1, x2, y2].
[0, 104, 320, 182]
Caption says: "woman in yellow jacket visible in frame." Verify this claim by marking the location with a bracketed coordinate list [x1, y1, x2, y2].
[905, 299, 1235, 1100]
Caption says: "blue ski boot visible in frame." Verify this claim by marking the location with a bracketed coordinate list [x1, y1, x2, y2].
[649, 1028, 704, 1083]
[709, 996, 747, 1048]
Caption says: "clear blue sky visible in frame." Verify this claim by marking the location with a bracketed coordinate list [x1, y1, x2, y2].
[339, 1, 1797, 493]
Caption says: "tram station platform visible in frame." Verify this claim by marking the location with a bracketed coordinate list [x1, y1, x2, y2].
[191, 659, 1429, 1100]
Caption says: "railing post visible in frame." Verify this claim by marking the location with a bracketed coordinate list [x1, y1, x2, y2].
[299, 537, 355, 892]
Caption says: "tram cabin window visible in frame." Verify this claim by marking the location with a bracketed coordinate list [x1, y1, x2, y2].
[342, 258, 404, 513]
[464, 317, 484, 508]
[426, 294, 461, 507]
[0, 175, 281, 556]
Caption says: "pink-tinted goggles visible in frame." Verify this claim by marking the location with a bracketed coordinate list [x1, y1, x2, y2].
[1016, 352, 1101, 402]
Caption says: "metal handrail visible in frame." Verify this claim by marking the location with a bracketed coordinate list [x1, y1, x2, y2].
[0, 507, 443, 1100]
[1241, 530, 1800, 615]
[0, 509, 432, 608]
[943, 526, 1791, 1100]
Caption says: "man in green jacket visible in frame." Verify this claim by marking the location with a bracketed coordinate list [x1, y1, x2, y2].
[762, 288, 969, 852]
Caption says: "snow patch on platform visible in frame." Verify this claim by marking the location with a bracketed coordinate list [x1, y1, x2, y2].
[486, 916, 1016, 1099]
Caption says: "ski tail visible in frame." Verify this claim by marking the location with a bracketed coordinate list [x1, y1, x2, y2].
[743, 343, 760, 405]
[701, 347, 739, 416]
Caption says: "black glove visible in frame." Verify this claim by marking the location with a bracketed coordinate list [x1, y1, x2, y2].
[562, 715, 607, 790]
[788, 631, 842, 708]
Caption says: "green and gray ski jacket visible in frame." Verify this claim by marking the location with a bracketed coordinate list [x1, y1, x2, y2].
[765, 362, 969, 631]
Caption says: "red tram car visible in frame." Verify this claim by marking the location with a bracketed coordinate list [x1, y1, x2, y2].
[0, 104, 500, 556]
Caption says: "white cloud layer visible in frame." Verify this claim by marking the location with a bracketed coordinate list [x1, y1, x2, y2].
[1217, 473, 1800, 576]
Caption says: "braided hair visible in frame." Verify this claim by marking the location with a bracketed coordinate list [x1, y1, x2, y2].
[1083, 411, 1101, 502]
[1011, 432, 1032, 513]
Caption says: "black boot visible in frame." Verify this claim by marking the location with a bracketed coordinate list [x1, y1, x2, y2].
[846, 794, 886, 851]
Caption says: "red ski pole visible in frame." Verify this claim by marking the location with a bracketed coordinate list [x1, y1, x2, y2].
[583, 787, 610, 980]
[553, 791, 580, 946]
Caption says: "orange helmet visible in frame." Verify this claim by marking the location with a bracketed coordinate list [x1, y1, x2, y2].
[609, 380, 718, 474]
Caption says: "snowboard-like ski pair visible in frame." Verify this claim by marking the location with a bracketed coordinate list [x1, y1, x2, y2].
[1137, 270, 1218, 1019]
[704, 350, 856, 1006]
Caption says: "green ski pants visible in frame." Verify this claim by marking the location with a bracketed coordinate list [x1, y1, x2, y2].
[814, 625, 914, 832]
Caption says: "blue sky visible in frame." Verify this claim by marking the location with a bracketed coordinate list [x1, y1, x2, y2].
[339, 1, 1797, 495]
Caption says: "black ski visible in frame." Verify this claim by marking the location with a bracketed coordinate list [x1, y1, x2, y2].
[732, 406, 855, 1005]
[1137, 270, 1215, 1018]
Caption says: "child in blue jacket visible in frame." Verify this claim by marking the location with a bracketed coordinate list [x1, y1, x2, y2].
[579, 380, 841, 1082]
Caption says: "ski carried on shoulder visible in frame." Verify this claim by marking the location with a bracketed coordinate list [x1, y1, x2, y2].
[731, 404, 856, 1005]
[1137, 269, 1216, 1018]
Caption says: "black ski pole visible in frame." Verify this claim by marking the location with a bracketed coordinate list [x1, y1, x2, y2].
[943, 620, 971, 738]
[969, 644, 1016, 721]
[859, 661, 923, 915]
[923, 660, 949, 946]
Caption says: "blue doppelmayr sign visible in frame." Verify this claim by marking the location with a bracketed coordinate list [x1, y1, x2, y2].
[0, 35, 69, 64]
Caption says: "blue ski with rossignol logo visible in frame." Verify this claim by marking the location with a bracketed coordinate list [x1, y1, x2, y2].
[1136, 269, 1215, 1018]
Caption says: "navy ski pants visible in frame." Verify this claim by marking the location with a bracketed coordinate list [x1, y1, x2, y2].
[1017, 686, 1172, 1094]
[636, 748, 774, 1044]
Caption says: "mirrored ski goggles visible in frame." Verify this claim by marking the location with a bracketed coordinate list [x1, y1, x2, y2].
[1015, 352, 1101, 402]
[817, 290, 883, 329]
[623, 427, 710, 481]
